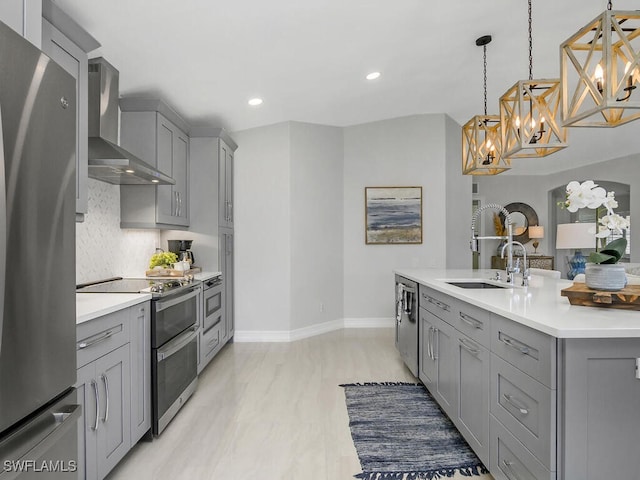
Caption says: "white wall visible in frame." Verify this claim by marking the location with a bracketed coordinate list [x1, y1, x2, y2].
[445, 114, 472, 268]
[234, 122, 292, 332]
[343, 114, 451, 319]
[289, 122, 344, 330]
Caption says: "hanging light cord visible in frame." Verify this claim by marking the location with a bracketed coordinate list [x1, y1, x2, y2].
[483, 44, 488, 116]
[528, 0, 533, 80]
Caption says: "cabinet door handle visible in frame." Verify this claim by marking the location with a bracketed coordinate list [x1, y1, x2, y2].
[502, 393, 529, 415]
[77, 329, 114, 350]
[459, 338, 480, 356]
[91, 380, 100, 431]
[426, 326, 432, 360]
[459, 312, 482, 329]
[501, 460, 523, 480]
[499, 335, 531, 356]
[101, 373, 109, 423]
[433, 328, 439, 360]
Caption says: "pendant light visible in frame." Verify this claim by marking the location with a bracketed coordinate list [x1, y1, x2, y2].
[560, 1, 640, 127]
[500, 0, 568, 158]
[462, 35, 510, 175]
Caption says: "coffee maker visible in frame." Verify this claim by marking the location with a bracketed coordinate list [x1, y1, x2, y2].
[167, 240, 195, 267]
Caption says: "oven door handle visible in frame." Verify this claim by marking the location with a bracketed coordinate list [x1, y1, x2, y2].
[155, 288, 200, 313]
[156, 326, 198, 362]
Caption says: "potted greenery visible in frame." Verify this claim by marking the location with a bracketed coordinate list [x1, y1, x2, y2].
[563, 181, 629, 290]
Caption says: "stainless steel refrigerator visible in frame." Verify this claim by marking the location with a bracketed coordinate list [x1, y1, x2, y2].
[0, 20, 79, 478]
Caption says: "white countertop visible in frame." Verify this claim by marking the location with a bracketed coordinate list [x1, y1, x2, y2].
[395, 268, 640, 339]
[193, 271, 222, 281]
[76, 293, 151, 325]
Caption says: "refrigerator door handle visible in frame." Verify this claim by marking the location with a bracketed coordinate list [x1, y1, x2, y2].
[0, 402, 81, 480]
[0, 105, 6, 356]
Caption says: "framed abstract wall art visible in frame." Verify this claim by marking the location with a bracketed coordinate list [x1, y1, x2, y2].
[365, 186, 422, 244]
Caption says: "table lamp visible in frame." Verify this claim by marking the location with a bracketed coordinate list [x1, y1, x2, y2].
[556, 223, 594, 280]
[528, 225, 544, 254]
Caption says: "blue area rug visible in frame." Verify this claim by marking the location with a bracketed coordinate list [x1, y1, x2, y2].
[340, 382, 488, 480]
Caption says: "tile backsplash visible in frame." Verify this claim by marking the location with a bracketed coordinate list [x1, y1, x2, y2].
[76, 179, 160, 284]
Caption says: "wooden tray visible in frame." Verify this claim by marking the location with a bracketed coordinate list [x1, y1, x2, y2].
[561, 282, 640, 310]
[145, 267, 201, 277]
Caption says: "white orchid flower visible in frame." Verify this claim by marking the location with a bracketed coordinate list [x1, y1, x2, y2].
[565, 180, 608, 212]
[598, 213, 630, 236]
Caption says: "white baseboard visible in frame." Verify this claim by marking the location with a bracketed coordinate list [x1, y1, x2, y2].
[343, 317, 395, 329]
[234, 317, 394, 343]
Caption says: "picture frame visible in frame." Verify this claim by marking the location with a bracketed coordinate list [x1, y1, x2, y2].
[365, 186, 422, 244]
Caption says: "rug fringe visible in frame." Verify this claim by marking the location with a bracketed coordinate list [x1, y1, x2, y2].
[353, 464, 489, 480]
[340, 382, 421, 387]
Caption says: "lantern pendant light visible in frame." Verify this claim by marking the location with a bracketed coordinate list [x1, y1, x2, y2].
[500, 0, 568, 159]
[560, 1, 640, 127]
[462, 35, 510, 175]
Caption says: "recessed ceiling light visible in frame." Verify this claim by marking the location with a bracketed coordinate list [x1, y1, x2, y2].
[248, 98, 263, 106]
[366, 72, 381, 80]
[125, 169, 134, 174]
[151, 179, 159, 183]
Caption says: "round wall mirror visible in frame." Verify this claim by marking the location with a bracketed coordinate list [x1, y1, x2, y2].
[500, 202, 539, 244]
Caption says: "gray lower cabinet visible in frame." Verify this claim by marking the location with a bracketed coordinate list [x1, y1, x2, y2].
[0, 0, 41, 46]
[76, 302, 150, 480]
[41, 0, 100, 222]
[219, 229, 234, 342]
[455, 331, 490, 466]
[77, 344, 131, 480]
[129, 303, 151, 444]
[560, 338, 640, 480]
[418, 307, 456, 418]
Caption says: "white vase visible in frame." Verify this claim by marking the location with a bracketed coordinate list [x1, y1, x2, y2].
[585, 263, 627, 291]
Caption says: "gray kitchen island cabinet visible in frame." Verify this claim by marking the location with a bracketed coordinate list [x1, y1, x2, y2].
[419, 286, 490, 466]
[76, 301, 150, 480]
[400, 269, 640, 480]
[119, 98, 190, 229]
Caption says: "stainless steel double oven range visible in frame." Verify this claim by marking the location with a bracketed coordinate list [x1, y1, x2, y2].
[77, 277, 200, 436]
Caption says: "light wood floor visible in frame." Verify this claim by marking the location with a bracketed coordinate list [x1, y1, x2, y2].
[106, 328, 493, 480]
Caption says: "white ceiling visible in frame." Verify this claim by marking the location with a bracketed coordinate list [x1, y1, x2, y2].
[54, 0, 640, 175]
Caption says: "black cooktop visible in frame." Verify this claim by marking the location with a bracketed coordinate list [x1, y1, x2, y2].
[76, 277, 198, 297]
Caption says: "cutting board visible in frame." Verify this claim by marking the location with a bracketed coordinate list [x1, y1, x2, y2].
[561, 282, 640, 310]
[145, 267, 201, 277]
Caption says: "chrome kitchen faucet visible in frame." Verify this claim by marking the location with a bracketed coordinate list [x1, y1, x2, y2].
[470, 203, 516, 284]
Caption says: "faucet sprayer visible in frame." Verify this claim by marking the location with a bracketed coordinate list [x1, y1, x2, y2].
[470, 203, 515, 282]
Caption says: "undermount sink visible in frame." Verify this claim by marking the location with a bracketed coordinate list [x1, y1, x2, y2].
[446, 281, 509, 289]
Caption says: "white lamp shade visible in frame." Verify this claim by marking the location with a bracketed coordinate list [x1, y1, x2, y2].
[556, 223, 594, 250]
[528, 226, 544, 239]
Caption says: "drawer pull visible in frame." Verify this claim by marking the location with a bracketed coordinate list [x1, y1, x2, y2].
[501, 460, 523, 480]
[77, 330, 114, 350]
[423, 294, 450, 312]
[459, 312, 482, 329]
[502, 393, 529, 415]
[499, 334, 531, 356]
[459, 338, 480, 356]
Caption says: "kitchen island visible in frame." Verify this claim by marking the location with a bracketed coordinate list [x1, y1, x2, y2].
[395, 268, 640, 480]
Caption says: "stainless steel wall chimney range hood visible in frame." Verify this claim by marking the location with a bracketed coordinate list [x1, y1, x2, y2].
[87, 58, 174, 185]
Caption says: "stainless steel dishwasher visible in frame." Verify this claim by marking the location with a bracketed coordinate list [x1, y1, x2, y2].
[395, 275, 418, 376]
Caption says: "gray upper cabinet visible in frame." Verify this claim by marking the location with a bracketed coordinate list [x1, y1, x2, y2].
[218, 137, 236, 229]
[0, 0, 41, 47]
[41, 0, 100, 222]
[119, 98, 190, 229]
